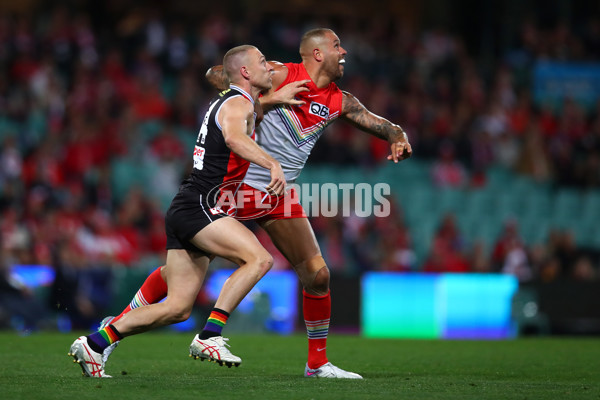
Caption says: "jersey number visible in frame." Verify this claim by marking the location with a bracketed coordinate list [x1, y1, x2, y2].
[194, 100, 220, 170]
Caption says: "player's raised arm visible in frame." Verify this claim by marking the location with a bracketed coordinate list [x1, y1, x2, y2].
[257, 62, 310, 111]
[206, 62, 288, 93]
[207, 63, 307, 112]
[340, 91, 412, 163]
[259, 79, 310, 111]
[219, 97, 286, 195]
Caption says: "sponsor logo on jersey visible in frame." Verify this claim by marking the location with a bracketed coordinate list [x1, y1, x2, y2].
[193, 145, 206, 170]
[209, 206, 225, 215]
[309, 101, 330, 119]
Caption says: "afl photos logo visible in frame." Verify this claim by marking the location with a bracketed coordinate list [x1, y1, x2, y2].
[206, 180, 281, 220]
[309, 101, 330, 119]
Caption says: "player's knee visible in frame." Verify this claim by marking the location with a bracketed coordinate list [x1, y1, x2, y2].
[298, 255, 330, 295]
[241, 249, 273, 281]
[171, 310, 191, 324]
[309, 266, 330, 294]
[254, 251, 273, 276]
[166, 304, 192, 324]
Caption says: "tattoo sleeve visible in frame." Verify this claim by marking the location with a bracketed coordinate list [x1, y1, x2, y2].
[340, 91, 407, 142]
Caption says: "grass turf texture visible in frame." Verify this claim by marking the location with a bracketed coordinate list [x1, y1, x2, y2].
[0, 333, 598, 400]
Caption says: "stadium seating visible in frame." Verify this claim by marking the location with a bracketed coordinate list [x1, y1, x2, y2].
[299, 162, 600, 269]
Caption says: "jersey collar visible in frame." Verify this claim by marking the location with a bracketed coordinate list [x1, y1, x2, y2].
[229, 84, 254, 105]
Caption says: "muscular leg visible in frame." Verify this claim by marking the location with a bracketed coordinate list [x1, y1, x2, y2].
[113, 249, 209, 336]
[262, 217, 331, 369]
[73, 216, 272, 375]
[112, 218, 321, 329]
[118, 217, 273, 334]
[184, 217, 273, 363]
[88, 217, 270, 372]
[111, 267, 168, 324]
[261, 217, 329, 295]
[191, 217, 273, 313]
[112, 255, 214, 324]
[113, 217, 271, 336]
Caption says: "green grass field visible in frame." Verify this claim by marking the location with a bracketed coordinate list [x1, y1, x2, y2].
[0, 332, 599, 400]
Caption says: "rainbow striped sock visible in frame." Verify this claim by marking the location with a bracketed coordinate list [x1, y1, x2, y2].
[129, 288, 150, 310]
[199, 308, 229, 339]
[305, 318, 330, 340]
[87, 324, 123, 353]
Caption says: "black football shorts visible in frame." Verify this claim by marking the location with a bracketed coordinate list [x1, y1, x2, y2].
[165, 186, 227, 253]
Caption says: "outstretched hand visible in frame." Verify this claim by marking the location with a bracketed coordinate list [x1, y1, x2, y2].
[387, 136, 413, 163]
[270, 79, 310, 106]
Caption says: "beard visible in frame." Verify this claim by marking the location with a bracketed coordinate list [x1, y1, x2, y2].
[327, 57, 344, 81]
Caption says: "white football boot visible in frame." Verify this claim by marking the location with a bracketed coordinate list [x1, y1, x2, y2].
[99, 316, 119, 364]
[189, 335, 242, 367]
[304, 362, 363, 379]
[68, 336, 111, 378]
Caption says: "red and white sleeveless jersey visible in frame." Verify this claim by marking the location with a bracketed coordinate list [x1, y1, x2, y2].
[243, 62, 343, 191]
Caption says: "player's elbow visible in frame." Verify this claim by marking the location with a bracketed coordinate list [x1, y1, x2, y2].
[205, 66, 216, 78]
[205, 66, 218, 82]
[206, 65, 228, 90]
[224, 136, 240, 152]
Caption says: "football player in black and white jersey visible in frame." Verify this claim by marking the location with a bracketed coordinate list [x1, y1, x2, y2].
[68, 45, 284, 377]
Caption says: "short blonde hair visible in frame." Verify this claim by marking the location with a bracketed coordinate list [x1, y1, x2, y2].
[223, 45, 257, 82]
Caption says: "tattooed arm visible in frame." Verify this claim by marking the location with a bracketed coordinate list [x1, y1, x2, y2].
[340, 91, 412, 163]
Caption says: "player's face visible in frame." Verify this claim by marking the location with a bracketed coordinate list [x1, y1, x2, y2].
[322, 32, 347, 81]
[248, 49, 274, 91]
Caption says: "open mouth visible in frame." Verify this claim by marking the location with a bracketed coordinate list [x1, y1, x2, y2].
[339, 59, 345, 64]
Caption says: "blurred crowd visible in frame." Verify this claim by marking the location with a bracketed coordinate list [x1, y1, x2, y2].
[313, 211, 599, 282]
[1, 4, 600, 328]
